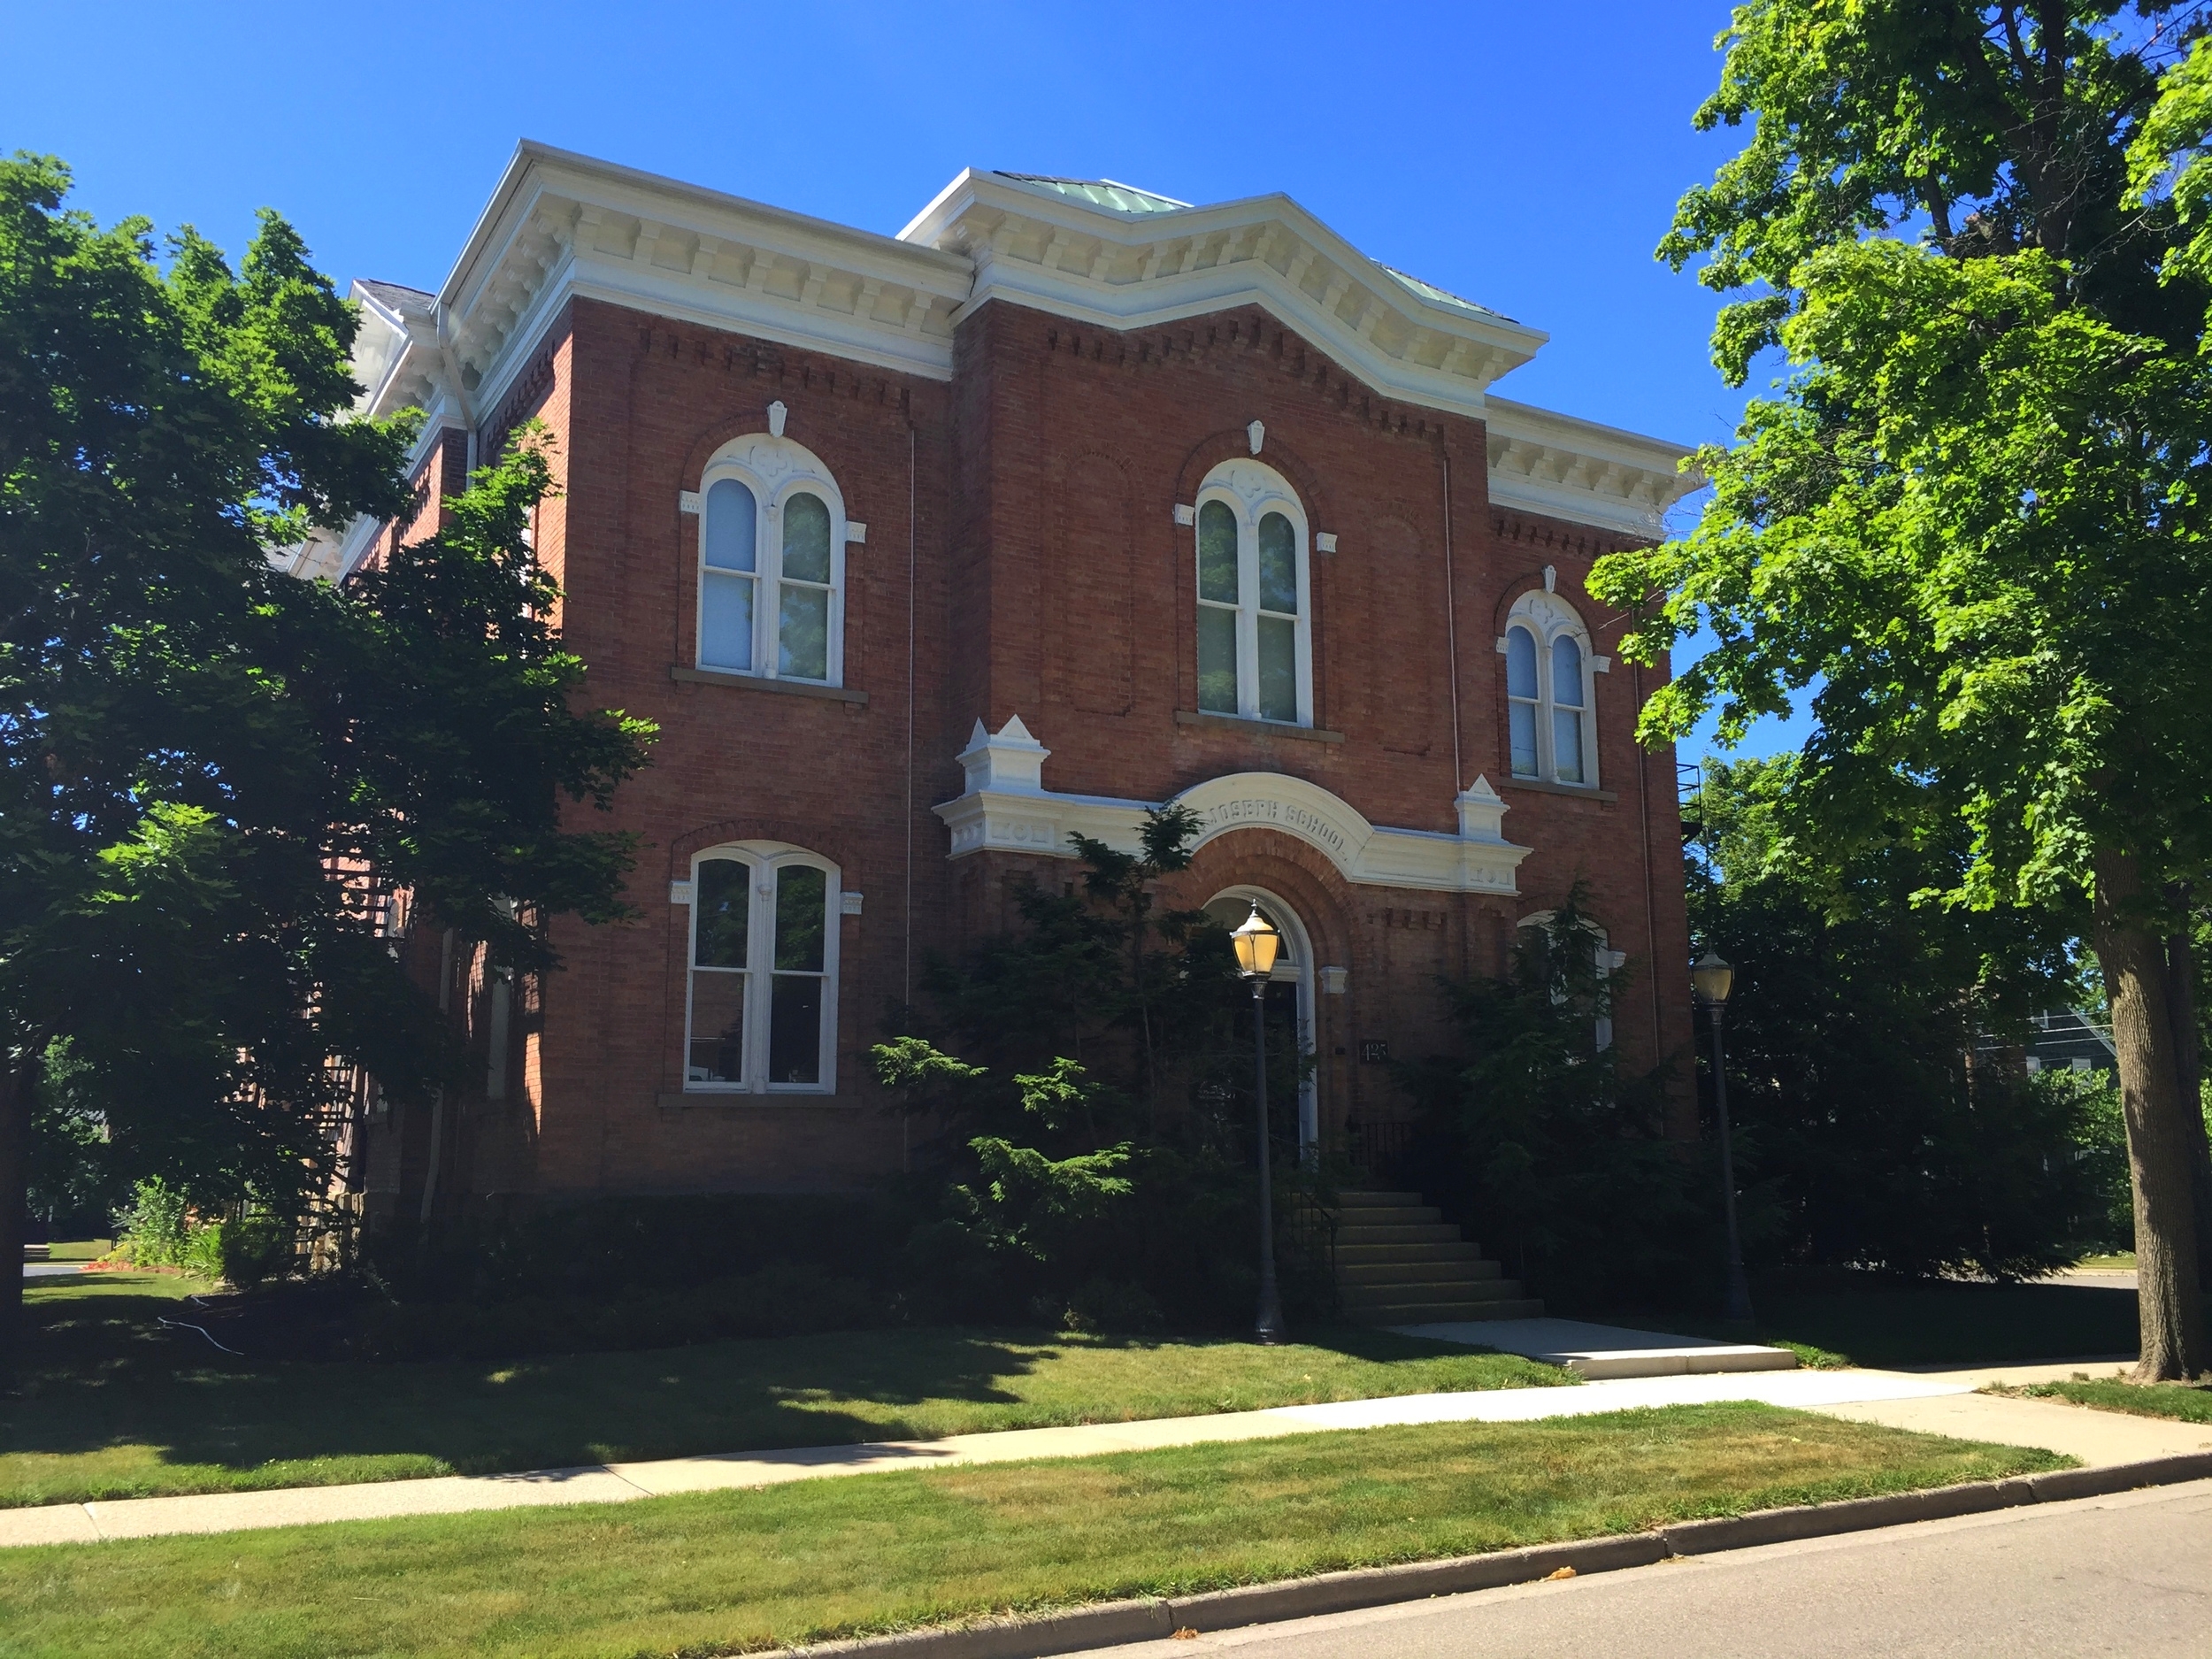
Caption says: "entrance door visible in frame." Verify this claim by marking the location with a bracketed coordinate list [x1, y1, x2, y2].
[1203, 889, 1318, 1159]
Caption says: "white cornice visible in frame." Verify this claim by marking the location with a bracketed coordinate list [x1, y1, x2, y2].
[438, 142, 972, 409]
[898, 170, 1546, 419]
[1484, 397, 1701, 540]
[358, 145, 1699, 550]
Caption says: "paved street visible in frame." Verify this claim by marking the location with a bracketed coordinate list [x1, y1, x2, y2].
[1110, 1479, 2212, 1658]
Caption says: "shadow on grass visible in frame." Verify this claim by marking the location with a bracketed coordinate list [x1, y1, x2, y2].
[1582, 1269, 2153, 1369]
[10, 1306, 1038, 1473]
[5, 1279, 1512, 1496]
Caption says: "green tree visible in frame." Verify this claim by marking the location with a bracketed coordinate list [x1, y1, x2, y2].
[1397, 898, 1707, 1307]
[875, 809, 1307, 1328]
[0, 155, 652, 1374]
[1592, 3, 2212, 1376]
[1689, 757, 2100, 1277]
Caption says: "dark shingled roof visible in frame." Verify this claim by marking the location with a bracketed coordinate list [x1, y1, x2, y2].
[357, 278, 434, 318]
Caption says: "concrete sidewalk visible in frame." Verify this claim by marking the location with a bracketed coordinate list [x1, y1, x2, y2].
[1809, 1360, 2212, 1471]
[1399, 1317, 1798, 1379]
[0, 1363, 2108, 1552]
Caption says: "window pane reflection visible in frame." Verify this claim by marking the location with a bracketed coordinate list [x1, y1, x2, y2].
[1507, 627, 1538, 700]
[1257, 615, 1296, 721]
[700, 572, 754, 671]
[1198, 501, 1239, 603]
[704, 480, 757, 571]
[694, 859, 749, 967]
[1510, 704, 1539, 777]
[1551, 634, 1583, 709]
[687, 969, 746, 1083]
[778, 584, 829, 680]
[774, 865, 826, 972]
[782, 494, 832, 583]
[1257, 513, 1297, 613]
[768, 974, 823, 1084]
[1197, 607, 1238, 713]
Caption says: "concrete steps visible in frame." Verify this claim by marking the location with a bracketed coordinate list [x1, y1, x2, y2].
[1325, 1189, 1540, 1325]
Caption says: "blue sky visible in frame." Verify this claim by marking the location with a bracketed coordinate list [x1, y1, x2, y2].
[2, 0, 1808, 766]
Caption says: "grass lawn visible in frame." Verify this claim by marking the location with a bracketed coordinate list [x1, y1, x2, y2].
[0, 1403, 2064, 1659]
[2072, 1252, 2136, 1271]
[2000, 1375, 2212, 1424]
[1591, 1270, 2148, 1369]
[5, 1272, 1568, 1509]
[37, 1240, 112, 1263]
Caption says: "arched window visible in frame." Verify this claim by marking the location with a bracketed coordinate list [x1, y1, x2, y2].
[695, 434, 848, 685]
[686, 842, 840, 1092]
[1500, 590, 1599, 786]
[1193, 460, 1311, 726]
[1517, 911, 1623, 1053]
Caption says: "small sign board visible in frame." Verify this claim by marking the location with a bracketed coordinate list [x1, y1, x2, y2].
[1359, 1040, 1390, 1065]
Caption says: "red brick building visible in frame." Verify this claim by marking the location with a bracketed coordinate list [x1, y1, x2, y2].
[302, 144, 1700, 1217]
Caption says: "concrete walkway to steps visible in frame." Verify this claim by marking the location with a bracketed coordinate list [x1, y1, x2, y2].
[12, 1361, 2200, 1551]
[1398, 1317, 1800, 1379]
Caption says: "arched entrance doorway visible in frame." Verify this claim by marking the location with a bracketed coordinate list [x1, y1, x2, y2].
[1203, 887, 1318, 1159]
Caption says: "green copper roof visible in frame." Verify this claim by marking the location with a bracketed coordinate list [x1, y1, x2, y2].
[989, 176, 1516, 324]
[996, 174, 1190, 215]
[1381, 265, 1515, 324]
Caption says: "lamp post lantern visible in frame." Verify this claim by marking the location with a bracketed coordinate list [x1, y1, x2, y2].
[1231, 903, 1287, 1345]
[1692, 950, 1755, 1326]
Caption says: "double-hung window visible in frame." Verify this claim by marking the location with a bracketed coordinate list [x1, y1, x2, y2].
[1193, 460, 1311, 726]
[1502, 591, 1598, 787]
[695, 435, 846, 685]
[686, 845, 838, 1092]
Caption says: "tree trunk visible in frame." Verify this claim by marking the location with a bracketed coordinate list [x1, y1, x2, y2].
[0, 1052, 30, 1387]
[2093, 851, 2209, 1380]
[2166, 918, 2212, 1290]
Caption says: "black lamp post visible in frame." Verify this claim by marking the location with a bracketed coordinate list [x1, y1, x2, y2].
[1232, 903, 1287, 1345]
[1692, 949, 1755, 1326]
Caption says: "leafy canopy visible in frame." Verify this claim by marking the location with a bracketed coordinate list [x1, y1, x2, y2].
[1594, 4, 2212, 918]
[0, 151, 652, 1234]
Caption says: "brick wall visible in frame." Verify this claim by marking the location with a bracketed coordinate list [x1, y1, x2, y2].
[429, 289, 1694, 1202]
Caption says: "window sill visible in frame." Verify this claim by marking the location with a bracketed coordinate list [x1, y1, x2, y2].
[671, 665, 869, 704]
[1175, 710, 1345, 744]
[1500, 776, 1618, 803]
[658, 1090, 862, 1112]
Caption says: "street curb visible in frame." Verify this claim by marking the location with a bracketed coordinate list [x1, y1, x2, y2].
[779, 1452, 2212, 1658]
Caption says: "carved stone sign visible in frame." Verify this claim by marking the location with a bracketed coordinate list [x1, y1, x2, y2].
[1190, 795, 1350, 858]
[1176, 776, 1361, 863]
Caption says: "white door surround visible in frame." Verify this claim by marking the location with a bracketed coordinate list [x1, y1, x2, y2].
[934, 715, 1532, 895]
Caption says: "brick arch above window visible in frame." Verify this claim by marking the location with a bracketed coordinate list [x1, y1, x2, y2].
[678, 413, 781, 492]
[667, 817, 866, 879]
[1171, 829, 1354, 968]
[1491, 567, 1579, 632]
[1171, 429, 1337, 535]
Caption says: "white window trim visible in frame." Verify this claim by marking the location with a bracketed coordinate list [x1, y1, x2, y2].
[682, 840, 841, 1094]
[1501, 590, 1599, 788]
[695, 433, 849, 687]
[1194, 458, 1314, 727]
[1517, 910, 1622, 1052]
